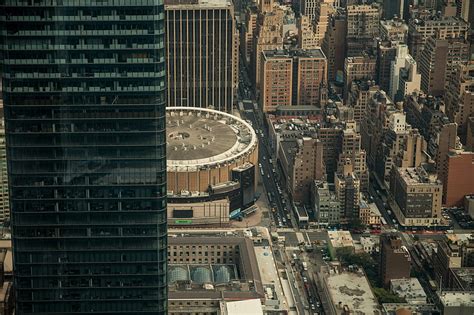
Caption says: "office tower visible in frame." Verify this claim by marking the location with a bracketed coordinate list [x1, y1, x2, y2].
[377, 41, 398, 93]
[293, 50, 328, 106]
[313, 0, 335, 46]
[380, 19, 409, 43]
[343, 53, 377, 101]
[252, 8, 284, 94]
[467, 118, 474, 151]
[261, 50, 293, 112]
[433, 122, 462, 203]
[347, 80, 379, 124]
[382, 0, 404, 20]
[376, 113, 428, 184]
[231, 164, 256, 209]
[389, 44, 421, 101]
[432, 236, 463, 288]
[390, 165, 443, 227]
[165, 0, 238, 112]
[322, 10, 347, 82]
[290, 137, 325, 204]
[407, 16, 469, 62]
[444, 151, 474, 207]
[298, 15, 319, 49]
[418, 36, 469, 97]
[335, 159, 360, 222]
[346, 4, 380, 56]
[337, 122, 369, 192]
[2, 2, 168, 314]
[241, 5, 259, 65]
[300, 0, 319, 21]
[0, 104, 8, 225]
[313, 181, 341, 226]
[259, 0, 274, 13]
[260, 49, 327, 111]
[442, 0, 458, 17]
[380, 234, 411, 287]
[445, 61, 474, 144]
[361, 89, 394, 170]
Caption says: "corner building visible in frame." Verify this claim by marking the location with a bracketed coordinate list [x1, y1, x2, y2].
[1, 0, 167, 313]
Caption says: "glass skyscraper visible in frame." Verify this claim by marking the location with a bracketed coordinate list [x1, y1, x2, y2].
[1, 0, 167, 313]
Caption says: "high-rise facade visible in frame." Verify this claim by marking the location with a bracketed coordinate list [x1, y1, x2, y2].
[380, 234, 411, 287]
[0, 103, 9, 224]
[346, 4, 380, 56]
[418, 36, 470, 97]
[165, 0, 238, 112]
[1, 1, 167, 314]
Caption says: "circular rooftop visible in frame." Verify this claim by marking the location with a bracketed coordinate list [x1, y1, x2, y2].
[166, 107, 257, 171]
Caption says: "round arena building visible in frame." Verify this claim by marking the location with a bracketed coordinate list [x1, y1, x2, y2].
[166, 107, 258, 195]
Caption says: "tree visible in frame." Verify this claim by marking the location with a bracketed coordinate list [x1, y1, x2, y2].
[372, 287, 406, 304]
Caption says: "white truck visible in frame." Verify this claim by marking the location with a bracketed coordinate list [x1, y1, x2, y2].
[302, 261, 308, 271]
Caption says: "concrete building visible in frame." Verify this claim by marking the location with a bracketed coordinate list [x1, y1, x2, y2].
[294, 50, 328, 106]
[322, 10, 347, 82]
[360, 235, 380, 254]
[259, 0, 274, 14]
[380, 18, 409, 43]
[438, 291, 474, 315]
[347, 80, 379, 124]
[380, 233, 411, 287]
[313, 181, 340, 226]
[279, 137, 325, 204]
[361, 89, 396, 170]
[298, 15, 319, 50]
[390, 166, 443, 227]
[337, 122, 369, 192]
[418, 36, 470, 97]
[375, 112, 428, 185]
[377, 41, 398, 94]
[465, 195, 474, 220]
[443, 151, 474, 207]
[252, 8, 284, 94]
[241, 5, 259, 65]
[435, 123, 461, 198]
[359, 201, 382, 227]
[261, 50, 292, 111]
[346, 4, 381, 56]
[335, 160, 361, 222]
[390, 278, 427, 305]
[389, 45, 421, 102]
[382, 0, 404, 20]
[300, 0, 319, 21]
[408, 16, 469, 62]
[445, 61, 474, 144]
[327, 231, 354, 258]
[166, 107, 258, 226]
[165, 0, 239, 112]
[467, 117, 474, 151]
[344, 53, 377, 101]
[321, 266, 380, 314]
[260, 49, 328, 112]
[167, 235, 265, 314]
[312, 0, 335, 46]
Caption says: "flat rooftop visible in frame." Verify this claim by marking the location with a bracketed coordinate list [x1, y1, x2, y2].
[165, 0, 232, 8]
[439, 291, 474, 307]
[263, 48, 326, 60]
[166, 107, 257, 170]
[326, 270, 380, 314]
[328, 231, 354, 248]
[398, 167, 441, 186]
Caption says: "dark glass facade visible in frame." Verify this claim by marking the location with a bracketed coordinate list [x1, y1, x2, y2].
[1, 0, 167, 313]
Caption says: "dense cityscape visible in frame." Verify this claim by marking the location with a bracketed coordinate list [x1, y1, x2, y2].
[0, 0, 474, 314]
